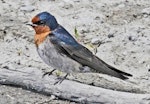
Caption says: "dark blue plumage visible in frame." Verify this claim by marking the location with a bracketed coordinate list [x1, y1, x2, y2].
[37, 12, 59, 30]
[52, 26, 79, 46]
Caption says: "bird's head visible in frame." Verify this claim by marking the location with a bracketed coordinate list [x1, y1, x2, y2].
[28, 12, 59, 34]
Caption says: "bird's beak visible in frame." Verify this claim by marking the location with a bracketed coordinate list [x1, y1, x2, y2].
[26, 23, 37, 28]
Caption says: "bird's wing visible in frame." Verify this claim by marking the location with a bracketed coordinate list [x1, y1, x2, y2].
[50, 26, 132, 79]
[61, 43, 93, 62]
[57, 41, 132, 79]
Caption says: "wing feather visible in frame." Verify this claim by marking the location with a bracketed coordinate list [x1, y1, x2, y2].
[49, 26, 132, 79]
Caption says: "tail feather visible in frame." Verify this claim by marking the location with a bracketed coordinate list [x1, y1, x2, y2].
[89, 56, 132, 80]
[107, 65, 132, 77]
[114, 73, 129, 80]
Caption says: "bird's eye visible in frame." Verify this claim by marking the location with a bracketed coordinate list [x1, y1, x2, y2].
[35, 20, 45, 25]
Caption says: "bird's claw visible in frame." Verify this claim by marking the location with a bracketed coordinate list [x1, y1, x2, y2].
[54, 73, 69, 85]
[42, 69, 56, 78]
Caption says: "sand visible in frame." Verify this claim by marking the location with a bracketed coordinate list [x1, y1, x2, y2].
[0, 0, 150, 103]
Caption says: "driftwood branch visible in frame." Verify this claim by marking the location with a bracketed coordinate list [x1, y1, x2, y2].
[0, 67, 150, 104]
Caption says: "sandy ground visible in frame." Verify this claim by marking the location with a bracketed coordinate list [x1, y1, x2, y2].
[0, 85, 76, 104]
[0, 0, 150, 103]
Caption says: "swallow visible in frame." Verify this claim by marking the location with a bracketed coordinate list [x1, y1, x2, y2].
[28, 12, 132, 83]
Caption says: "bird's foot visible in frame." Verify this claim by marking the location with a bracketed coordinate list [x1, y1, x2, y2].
[42, 69, 56, 78]
[54, 73, 69, 85]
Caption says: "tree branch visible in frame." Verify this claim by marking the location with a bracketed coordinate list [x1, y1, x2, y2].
[0, 68, 149, 104]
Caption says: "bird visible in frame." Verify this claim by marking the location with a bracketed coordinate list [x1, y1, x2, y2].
[28, 12, 132, 84]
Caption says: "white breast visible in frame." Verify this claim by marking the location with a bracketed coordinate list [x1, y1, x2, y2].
[37, 37, 83, 73]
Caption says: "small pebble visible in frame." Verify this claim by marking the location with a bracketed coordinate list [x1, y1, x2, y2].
[62, 4, 73, 9]
[2, 66, 9, 69]
[72, 15, 79, 19]
[50, 95, 56, 100]
[80, 29, 90, 34]
[128, 36, 137, 41]
[28, 65, 32, 67]
[143, 14, 148, 18]
[108, 34, 114, 38]
[20, 5, 35, 12]
[95, 16, 100, 20]
[117, 4, 125, 8]
[91, 38, 100, 44]
[142, 7, 150, 15]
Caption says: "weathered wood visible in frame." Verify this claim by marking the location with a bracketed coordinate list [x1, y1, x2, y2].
[0, 67, 150, 104]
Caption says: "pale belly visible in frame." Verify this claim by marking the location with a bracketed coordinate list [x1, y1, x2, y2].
[37, 38, 90, 73]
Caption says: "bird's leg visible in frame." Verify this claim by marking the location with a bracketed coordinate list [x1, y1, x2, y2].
[42, 69, 56, 78]
[54, 73, 69, 85]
